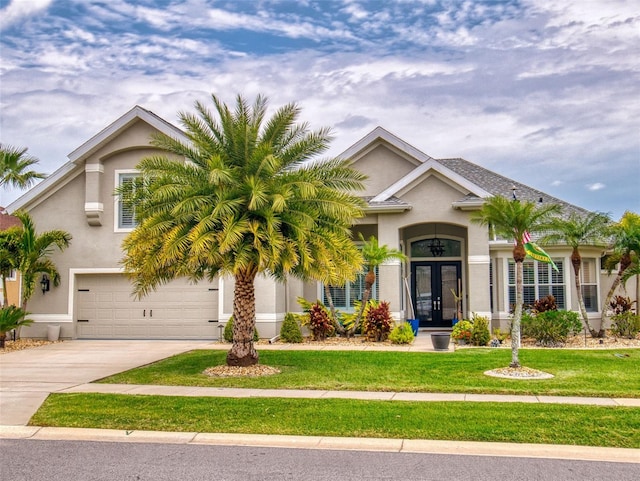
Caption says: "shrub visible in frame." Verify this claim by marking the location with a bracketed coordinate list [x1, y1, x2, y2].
[307, 302, 334, 341]
[532, 294, 557, 313]
[280, 312, 303, 343]
[451, 320, 473, 343]
[223, 316, 259, 343]
[610, 312, 640, 339]
[492, 327, 508, 343]
[388, 322, 415, 345]
[521, 310, 582, 346]
[609, 295, 635, 315]
[470, 314, 491, 346]
[362, 300, 394, 342]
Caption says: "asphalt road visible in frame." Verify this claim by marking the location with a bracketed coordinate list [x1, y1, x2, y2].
[1, 439, 638, 481]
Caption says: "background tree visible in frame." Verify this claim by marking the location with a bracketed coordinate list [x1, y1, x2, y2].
[347, 235, 406, 336]
[14, 211, 71, 312]
[470, 196, 560, 368]
[121, 94, 366, 366]
[603, 211, 640, 319]
[1, 144, 46, 190]
[541, 211, 612, 337]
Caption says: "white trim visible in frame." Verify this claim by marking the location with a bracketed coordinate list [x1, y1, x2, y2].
[339, 127, 434, 165]
[85, 163, 104, 173]
[84, 202, 104, 212]
[372, 159, 491, 203]
[69, 105, 188, 163]
[468, 255, 491, 264]
[28, 314, 73, 323]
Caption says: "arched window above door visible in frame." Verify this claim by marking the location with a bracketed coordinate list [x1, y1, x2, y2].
[411, 238, 461, 258]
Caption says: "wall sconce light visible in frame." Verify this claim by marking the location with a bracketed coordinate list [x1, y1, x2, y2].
[511, 185, 517, 200]
[428, 224, 445, 257]
[40, 274, 50, 294]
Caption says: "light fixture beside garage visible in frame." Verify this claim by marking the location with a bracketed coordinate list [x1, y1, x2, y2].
[40, 274, 50, 294]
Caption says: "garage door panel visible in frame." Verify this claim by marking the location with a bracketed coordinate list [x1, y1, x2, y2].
[76, 274, 218, 339]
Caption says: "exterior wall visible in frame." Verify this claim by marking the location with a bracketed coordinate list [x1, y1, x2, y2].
[18, 119, 216, 339]
[2, 273, 21, 307]
[350, 144, 416, 197]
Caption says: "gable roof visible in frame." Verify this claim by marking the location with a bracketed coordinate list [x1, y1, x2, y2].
[344, 127, 589, 216]
[68, 105, 187, 164]
[7, 106, 187, 213]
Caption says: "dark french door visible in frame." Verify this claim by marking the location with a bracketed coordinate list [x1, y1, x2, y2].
[411, 261, 461, 328]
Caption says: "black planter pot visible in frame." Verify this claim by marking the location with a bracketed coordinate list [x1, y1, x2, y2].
[431, 332, 451, 351]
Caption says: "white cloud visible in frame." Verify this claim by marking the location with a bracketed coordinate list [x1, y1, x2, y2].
[587, 183, 606, 191]
[0, 0, 52, 29]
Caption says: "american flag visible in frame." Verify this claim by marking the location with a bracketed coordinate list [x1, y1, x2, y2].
[522, 231, 532, 244]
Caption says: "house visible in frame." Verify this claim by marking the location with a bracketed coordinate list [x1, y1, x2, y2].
[7, 106, 631, 339]
[0, 208, 22, 307]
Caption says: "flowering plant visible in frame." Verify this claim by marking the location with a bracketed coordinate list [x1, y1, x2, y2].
[451, 320, 473, 342]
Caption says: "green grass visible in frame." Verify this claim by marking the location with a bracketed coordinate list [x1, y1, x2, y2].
[30, 393, 640, 448]
[99, 348, 640, 398]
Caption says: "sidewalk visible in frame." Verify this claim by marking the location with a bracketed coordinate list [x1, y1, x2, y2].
[1, 338, 639, 463]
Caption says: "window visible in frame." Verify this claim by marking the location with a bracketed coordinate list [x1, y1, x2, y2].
[322, 268, 378, 310]
[508, 260, 565, 309]
[115, 171, 139, 230]
[580, 258, 598, 312]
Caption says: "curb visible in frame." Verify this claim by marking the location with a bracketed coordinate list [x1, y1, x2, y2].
[2, 425, 639, 463]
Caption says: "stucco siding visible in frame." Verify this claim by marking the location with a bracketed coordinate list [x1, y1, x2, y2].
[351, 144, 417, 197]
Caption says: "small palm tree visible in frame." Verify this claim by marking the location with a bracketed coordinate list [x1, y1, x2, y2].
[603, 211, 640, 320]
[0, 306, 32, 348]
[470, 196, 561, 368]
[14, 211, 72, 312]
[0, 144, 46, 190]
[122, 94, 366, 366]
[347, 235, 406, 336]
[541, 211, 612, 337]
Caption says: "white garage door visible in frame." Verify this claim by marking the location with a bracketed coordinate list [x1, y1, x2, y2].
[76, 274, 219, 339]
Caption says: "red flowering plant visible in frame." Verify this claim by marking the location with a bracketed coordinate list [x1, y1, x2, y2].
[363, 300, 394, 342]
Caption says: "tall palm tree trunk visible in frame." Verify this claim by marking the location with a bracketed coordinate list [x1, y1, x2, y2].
[571, 250, 598, 337]
[325, 284, 345, 336]
[227, 267, 259, 367]
[347, 270, 375, 337]
[511, 259, 523, 368]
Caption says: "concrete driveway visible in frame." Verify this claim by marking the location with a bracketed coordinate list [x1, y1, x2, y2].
[0, 340, 212, 425]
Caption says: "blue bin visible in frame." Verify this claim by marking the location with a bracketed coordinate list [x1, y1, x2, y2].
[408, 319, 419, 336]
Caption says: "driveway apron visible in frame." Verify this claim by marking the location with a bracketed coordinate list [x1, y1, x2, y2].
[0, 340, 210, 425]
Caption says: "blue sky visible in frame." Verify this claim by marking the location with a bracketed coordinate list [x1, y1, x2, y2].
[1, 0, 638, 219]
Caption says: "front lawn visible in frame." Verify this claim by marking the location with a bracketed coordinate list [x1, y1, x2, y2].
[30, 393, 640, 448]
[99, 348, 640, 398]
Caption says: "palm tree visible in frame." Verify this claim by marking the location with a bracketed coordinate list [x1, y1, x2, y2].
[347, 234, 406, 336]
[0, 306, 32, 348]
[470, 196, 561, 368]
[603, 211, 640, 320]
[14, 211, 71, 312]
[541, 212, 612, 337]
[121, 94, 366, 366]
[1, 144, 46, 190]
